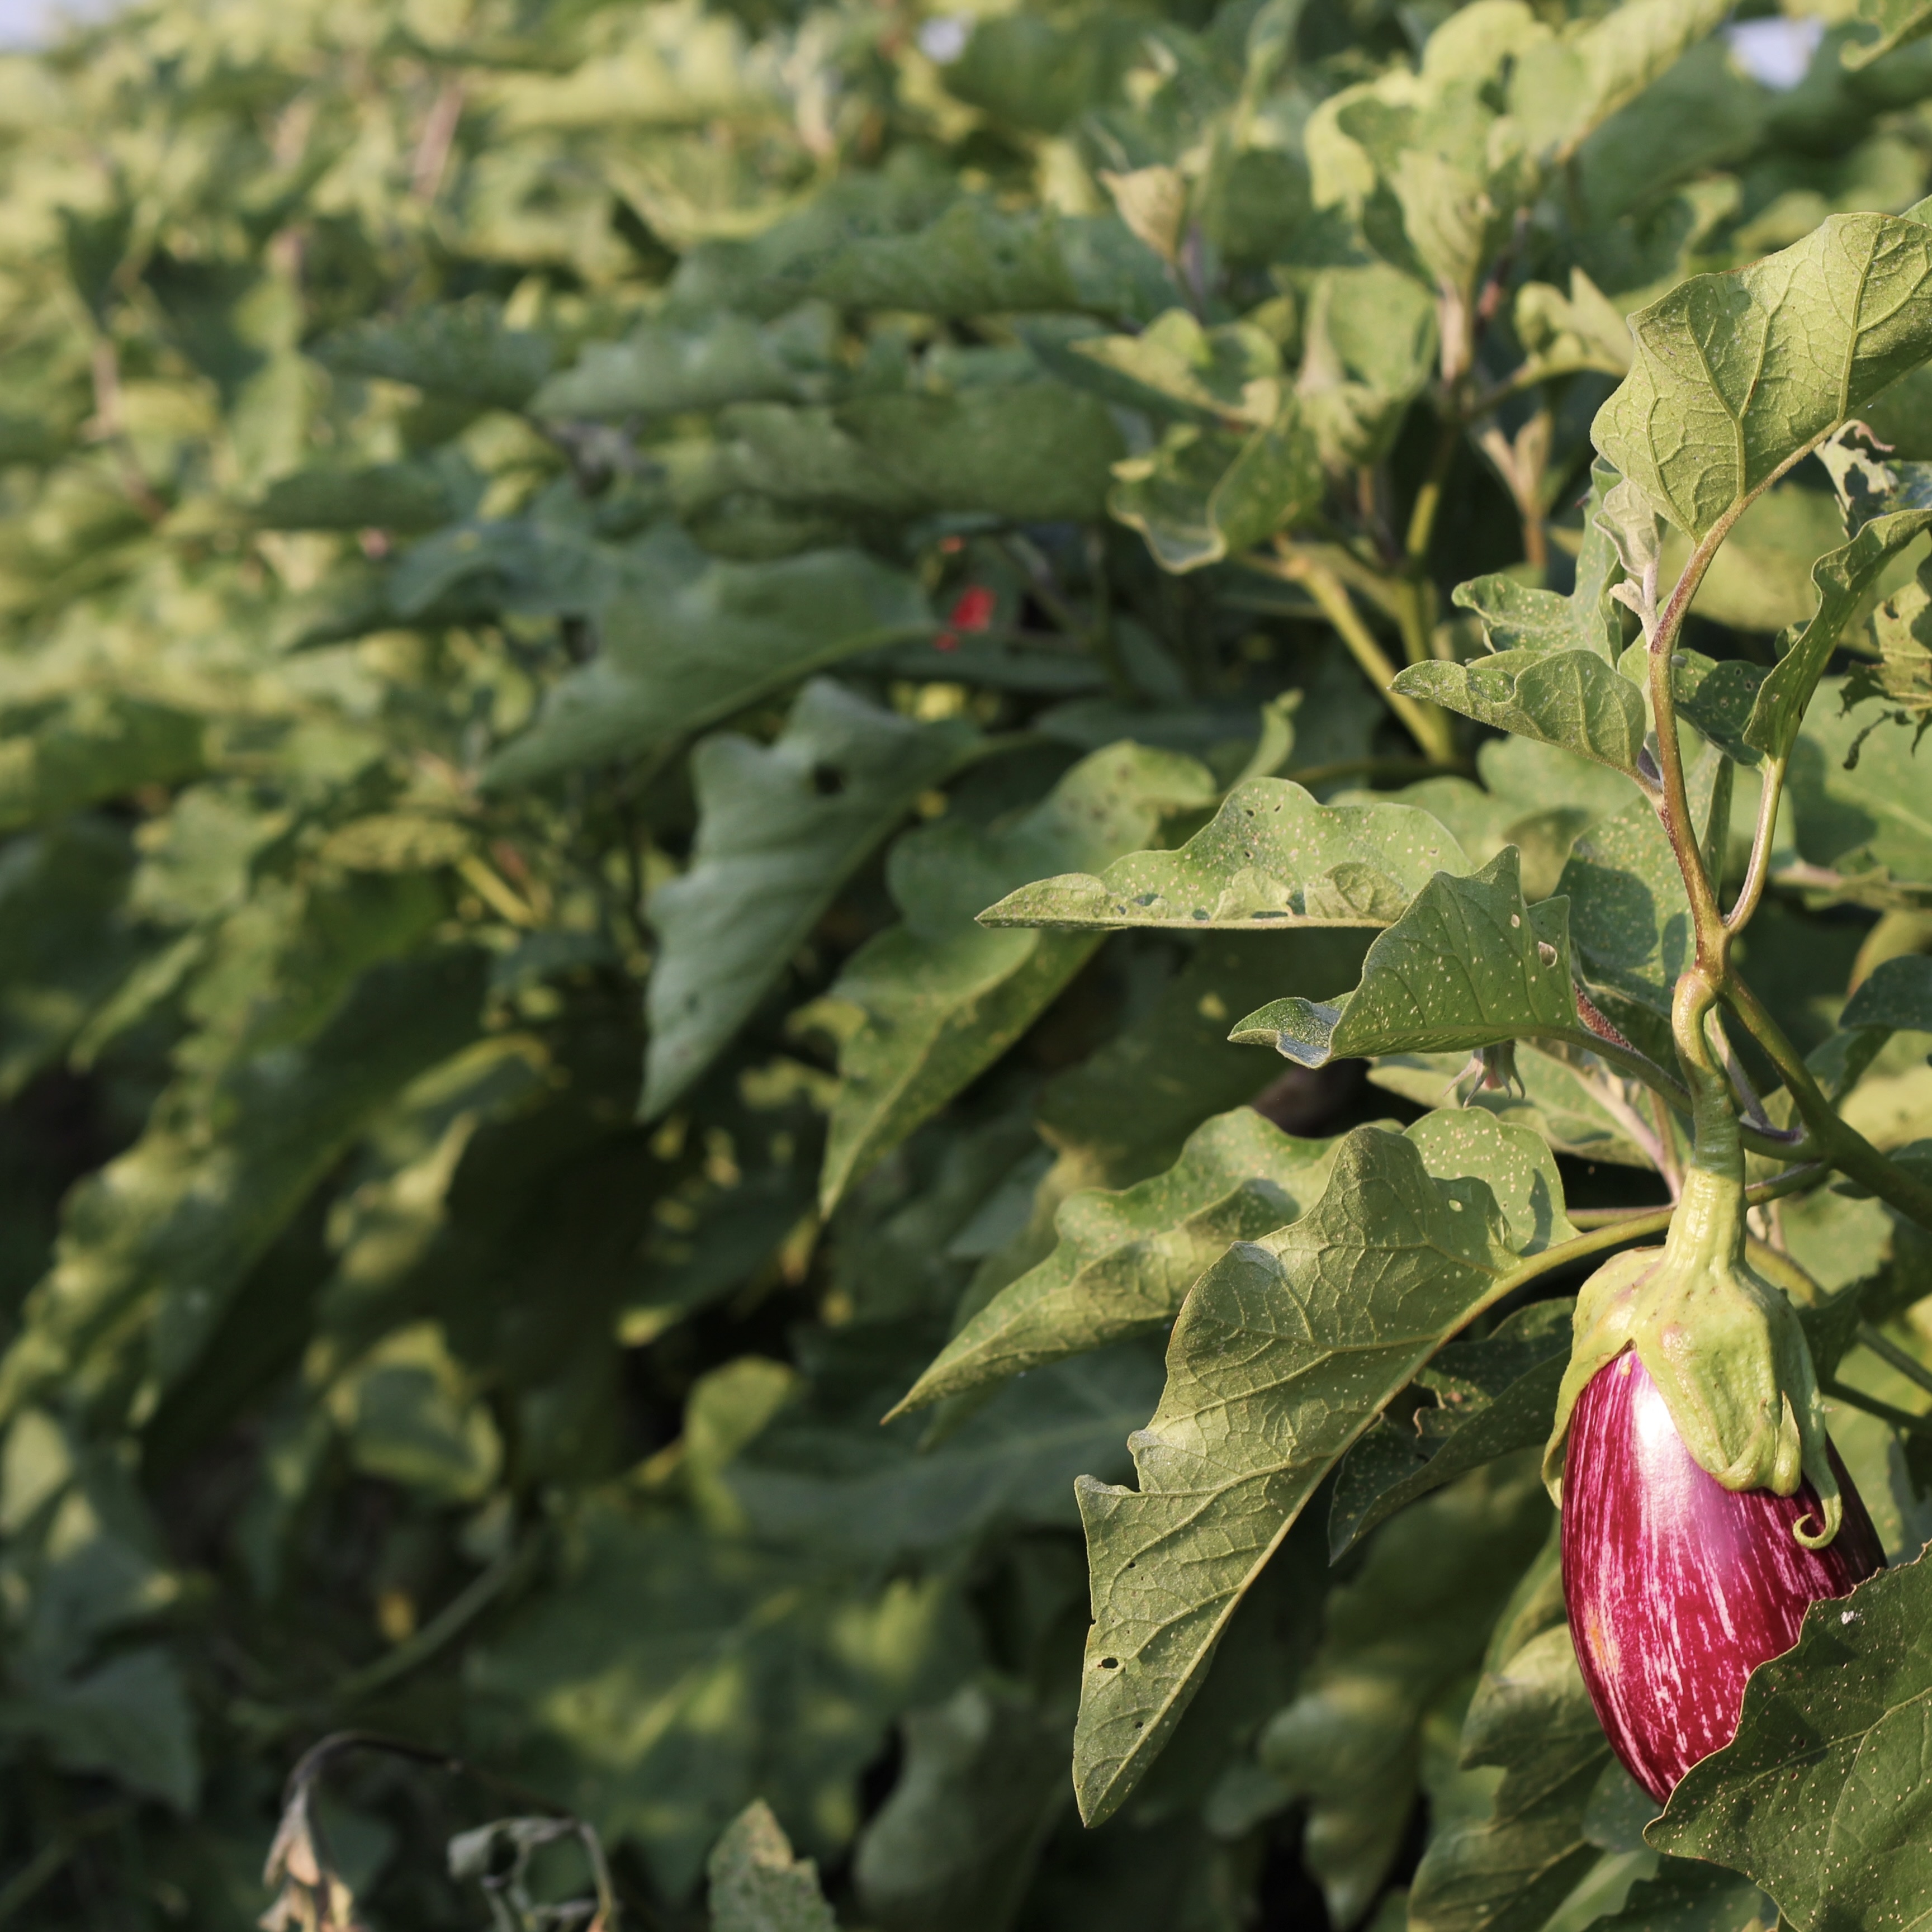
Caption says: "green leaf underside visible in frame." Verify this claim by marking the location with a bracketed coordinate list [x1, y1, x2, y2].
[1072, 1113, 1569, 1825]
[1393, 649, 1649, 778]
[889, 1110, 1347, 1417]
[1230, 850, 1584, 1068]
[1328, 1299, 1575, 1560]
[977, 776, 1472, 931]
[1650, 1550, 1932, 1930]
[642, 683, 974, 1120]
[707, 1801, 840, 1932]
[820, 744, 1218, 1210]
[1595, 205, 1932, 541]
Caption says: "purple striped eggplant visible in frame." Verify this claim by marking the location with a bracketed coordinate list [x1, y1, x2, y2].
[1561, 1348, 1884, 1802]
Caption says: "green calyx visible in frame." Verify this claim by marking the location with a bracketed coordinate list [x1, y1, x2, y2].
[1541, 1068, 1841, 1550]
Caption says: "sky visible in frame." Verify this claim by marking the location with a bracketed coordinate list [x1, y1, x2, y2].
[0, 0, 123, 49]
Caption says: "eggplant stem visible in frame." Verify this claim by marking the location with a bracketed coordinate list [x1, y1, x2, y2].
[1854, 1322, 1932, 1405]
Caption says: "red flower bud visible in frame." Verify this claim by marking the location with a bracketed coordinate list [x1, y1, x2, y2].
[1562, 1349, 1884, 1802]
[935, 584, 996, 651]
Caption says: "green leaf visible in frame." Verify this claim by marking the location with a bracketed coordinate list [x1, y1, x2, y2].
[482, 533, 929, 789]
[1845, 553, 1932, 731]
[890, 1109, 1346, 1416]
[310, 296, 553, 409]
[1230, 850, 1587, 1069]
[818, 744, 1217, 1210]
[0, 696, 207, 834]
[1392, 649, 1649, 778]
[1, 1646, 200, 1812]
[1844, 954, 1932, 1030]
[1587, 1858, 1776, 1932]
[727, 1351, 1166, 1557]
[0, 950, 487, 1427]
[1070, 1117, 1566, 1825]
[1788, 688, 1932, 898]
[1407, 1542, 1613, 1932]
[1066, 309, 1283, 425]
[468, 1505, 968, 1896]
[1261, 1459, 1552, 1928]
[978, 776, 1471, 932]
[707, 1802, 839, 1932]
[533, 304, 835, 419]
[1742, 503, 1932, 764]
[853, 1679, 1069, 1932]
[1594, 206, 1932, 541]
[1108, 403, 1322, 573]
[1846, 0, 1932, 69]
[809, 201, 1171, 321]
[1648, 1551, 1932, 1930]
[1328, 1300, 1574, 1560]
[643, 681, 975, 1120]
[250, 460, 471, 533]
[1450, 460, 1629, 663]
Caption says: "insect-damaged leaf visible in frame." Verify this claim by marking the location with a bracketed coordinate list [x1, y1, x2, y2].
[1071, 1114, 1570, 1825]
[817, 744, 1216, 1211]
[1649, 1551, 1932, 1931]
[1594, 203, 1932, 541]
[1393, 649, 1649, 779]
[643, 681, 976, 1121]
[1230, 850, 1586, 1068]
[889, 1110, 1346, 1417]
[978, 776, 1471, 932]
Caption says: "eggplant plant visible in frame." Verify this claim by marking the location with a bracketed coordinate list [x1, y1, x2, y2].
[10, 0, 1932, 1929]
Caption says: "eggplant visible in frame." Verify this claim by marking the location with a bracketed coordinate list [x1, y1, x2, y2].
[1561, 1348, 1884, 1803]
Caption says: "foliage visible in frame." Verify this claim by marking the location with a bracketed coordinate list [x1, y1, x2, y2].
[3, 0, 1932, 1928]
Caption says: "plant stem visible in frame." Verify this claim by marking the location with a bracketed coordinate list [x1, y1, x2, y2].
[1824, 1379, 1932, 1438]
[1855, 1321, 1932, 1404]
[1725, 754, 1787, 932]
[1269, 548, 1457, 763]
[1723, 969, 1932, 1230]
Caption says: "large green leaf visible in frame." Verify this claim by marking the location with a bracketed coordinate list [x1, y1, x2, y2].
[643, 682, 976, 1120]
[817, 744, 1217, 1210]
[1229, 850, 1588, 1068]
[978, 776, 1471, 932]
[1788, 688, 1932, 898]
[1595, 205, 1932, 541]
[1070, 1115, 1568, 1825]
[1649, 1551, 1932, 1930]
[1844, 954, 1932, 1031]
[483, 533, 929, 789]
[310, 296, 553, 409]
[890, 1110, 1346, 1416]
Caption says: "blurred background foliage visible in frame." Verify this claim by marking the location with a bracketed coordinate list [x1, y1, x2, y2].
[2, 0, 1932, 1924]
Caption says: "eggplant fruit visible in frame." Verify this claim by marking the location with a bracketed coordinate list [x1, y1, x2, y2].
[1561, 1348, 1884, 1802]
